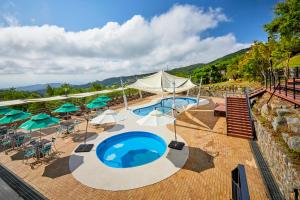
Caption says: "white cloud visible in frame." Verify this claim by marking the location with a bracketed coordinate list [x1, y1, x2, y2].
[0, 4, 249, 87]
[2, 14, 19, 26]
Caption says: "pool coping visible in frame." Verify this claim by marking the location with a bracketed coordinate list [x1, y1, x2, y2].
[69, 108, 189, 191]
[130, 96, 208, 117]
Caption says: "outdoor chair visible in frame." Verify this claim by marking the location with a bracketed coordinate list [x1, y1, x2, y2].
[67, 125, 75, 134]
[23, 147, 36, 164]
[40, 143, 52, 159]
[15, 135, 25, 149]
[1, 138, 12, 150]
[73, 120, 81, 132]
[56, 126, 65, 137]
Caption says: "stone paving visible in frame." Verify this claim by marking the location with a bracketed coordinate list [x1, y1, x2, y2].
[0, 96, 269, 200]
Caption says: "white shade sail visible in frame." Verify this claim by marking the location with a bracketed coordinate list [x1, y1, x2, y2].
[137, 110, 175, 127]
[127, 71, 196, 94]
[90, 109, 121, 124]
[0, 88, 123, 106]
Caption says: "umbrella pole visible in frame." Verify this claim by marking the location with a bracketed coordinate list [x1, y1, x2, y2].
[40, 128, 42, 141]
[84, 117, 89, 144]
[174, 120, 177, 141]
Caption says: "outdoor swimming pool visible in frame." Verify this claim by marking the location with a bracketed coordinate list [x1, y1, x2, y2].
[133, 97, 197, 116]
[96, 131, 167, 168]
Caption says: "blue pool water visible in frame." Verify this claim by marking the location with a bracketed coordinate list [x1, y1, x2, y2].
[96, 131, 167, 168]
[133, 97, 197, 116]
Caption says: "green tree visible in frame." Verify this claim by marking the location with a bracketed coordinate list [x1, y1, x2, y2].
[90, 82, 105, 91]
[46, 85, 54, 96]
[264, 0, 300, 54]
[226, 58, 240, 80]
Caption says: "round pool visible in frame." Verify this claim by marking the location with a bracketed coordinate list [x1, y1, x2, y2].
[96, 131, 167, 168]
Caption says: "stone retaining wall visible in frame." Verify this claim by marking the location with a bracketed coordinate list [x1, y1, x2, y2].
[254, 118, 300, 199]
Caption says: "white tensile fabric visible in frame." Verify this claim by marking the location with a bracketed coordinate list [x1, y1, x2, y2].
[137, 110, 175, 127]
[127, 70, 196, 94]
[90, 109, 120, 124]
[0, 88, 123, 106]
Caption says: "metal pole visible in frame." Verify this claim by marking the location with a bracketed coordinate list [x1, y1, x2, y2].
[172, 81, 175, 117]
[197, 77, 202, 106]
[84, 115, 89, 144]
[174, 119, 177, 141]
[120, 78, 128, 109]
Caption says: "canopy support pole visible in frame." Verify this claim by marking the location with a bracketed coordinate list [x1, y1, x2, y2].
[172, 81, 176, 117]
[197, 77, 203, 106]
[186, 76, 191, 97]
[139, 90, 143, 99]
[120, 78, 128, 110]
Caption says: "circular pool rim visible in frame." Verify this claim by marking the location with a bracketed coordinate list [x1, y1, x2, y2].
[69, 108, 189, 191]
[96, 131, 167, 168]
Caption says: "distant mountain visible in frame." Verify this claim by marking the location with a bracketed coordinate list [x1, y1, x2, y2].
[15, 83, 62, 92]
[77, 73, 154, 88]
[12, 48, 250, 92]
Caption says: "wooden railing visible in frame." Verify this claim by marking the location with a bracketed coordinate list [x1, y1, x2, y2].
[244, 88, 255, 138]
[265, 67, 300, 107]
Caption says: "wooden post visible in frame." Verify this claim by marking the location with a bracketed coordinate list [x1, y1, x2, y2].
[293, 78, 296, 99]
[285, 77, 288, 97]
[278, 77, 281, 94]
[269, 70, 272, 91]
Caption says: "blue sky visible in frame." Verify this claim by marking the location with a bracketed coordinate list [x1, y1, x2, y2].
[0, 0, 280, 87]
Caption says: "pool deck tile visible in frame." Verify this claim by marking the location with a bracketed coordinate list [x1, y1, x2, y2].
[0, 95, 269, 200]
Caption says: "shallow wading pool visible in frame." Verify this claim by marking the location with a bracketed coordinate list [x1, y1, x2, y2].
[96, 131, 167, 168]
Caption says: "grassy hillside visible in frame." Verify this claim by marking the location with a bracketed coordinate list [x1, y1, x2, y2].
[276, 54, 300, 68]
[98, 47, 250, 86]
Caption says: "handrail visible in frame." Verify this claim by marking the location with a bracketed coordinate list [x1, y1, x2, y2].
[266, 83, 280, 105]
[225, 91, 228, 135]
[231, 164, 250, 200]
[244, 88, 254, 138]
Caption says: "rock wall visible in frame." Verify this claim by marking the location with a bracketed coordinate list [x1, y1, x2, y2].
[255, 118, 300, 199]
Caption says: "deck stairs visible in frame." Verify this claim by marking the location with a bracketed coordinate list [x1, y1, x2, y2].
[248, 87, 266, 99]
[226, 96, 254, 139]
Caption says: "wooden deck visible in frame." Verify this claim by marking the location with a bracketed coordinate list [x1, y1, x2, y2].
[0, 96, 269, 200]
[266, 89, 300, 106]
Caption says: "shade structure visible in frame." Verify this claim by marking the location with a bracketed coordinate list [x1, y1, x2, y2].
[137, 110, 175, 126]
[19, 113, 60, 130]
[53, 103, 79, 113]
[127, 70, 197, 94]
[0, 110, 31, 125]
[96, 96, 112, 102]
[87, 100, 107, 109]
[90, 109, 120, 124]
[0, 106, 11, 115]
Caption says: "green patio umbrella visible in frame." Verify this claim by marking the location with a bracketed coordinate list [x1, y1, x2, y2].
[0, 106, 11, 115]
[53, 103, 79, 119]
[53, 103, 79, 113]
[19, 113, 60, 140]
[19, 113, 60, 130]
[96, 95, 112, 102]
[86, 100, 107, 109]
[0, 109, 31, 125]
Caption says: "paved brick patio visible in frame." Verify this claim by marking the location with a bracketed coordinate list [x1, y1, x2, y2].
[0, 96, 268, 200]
